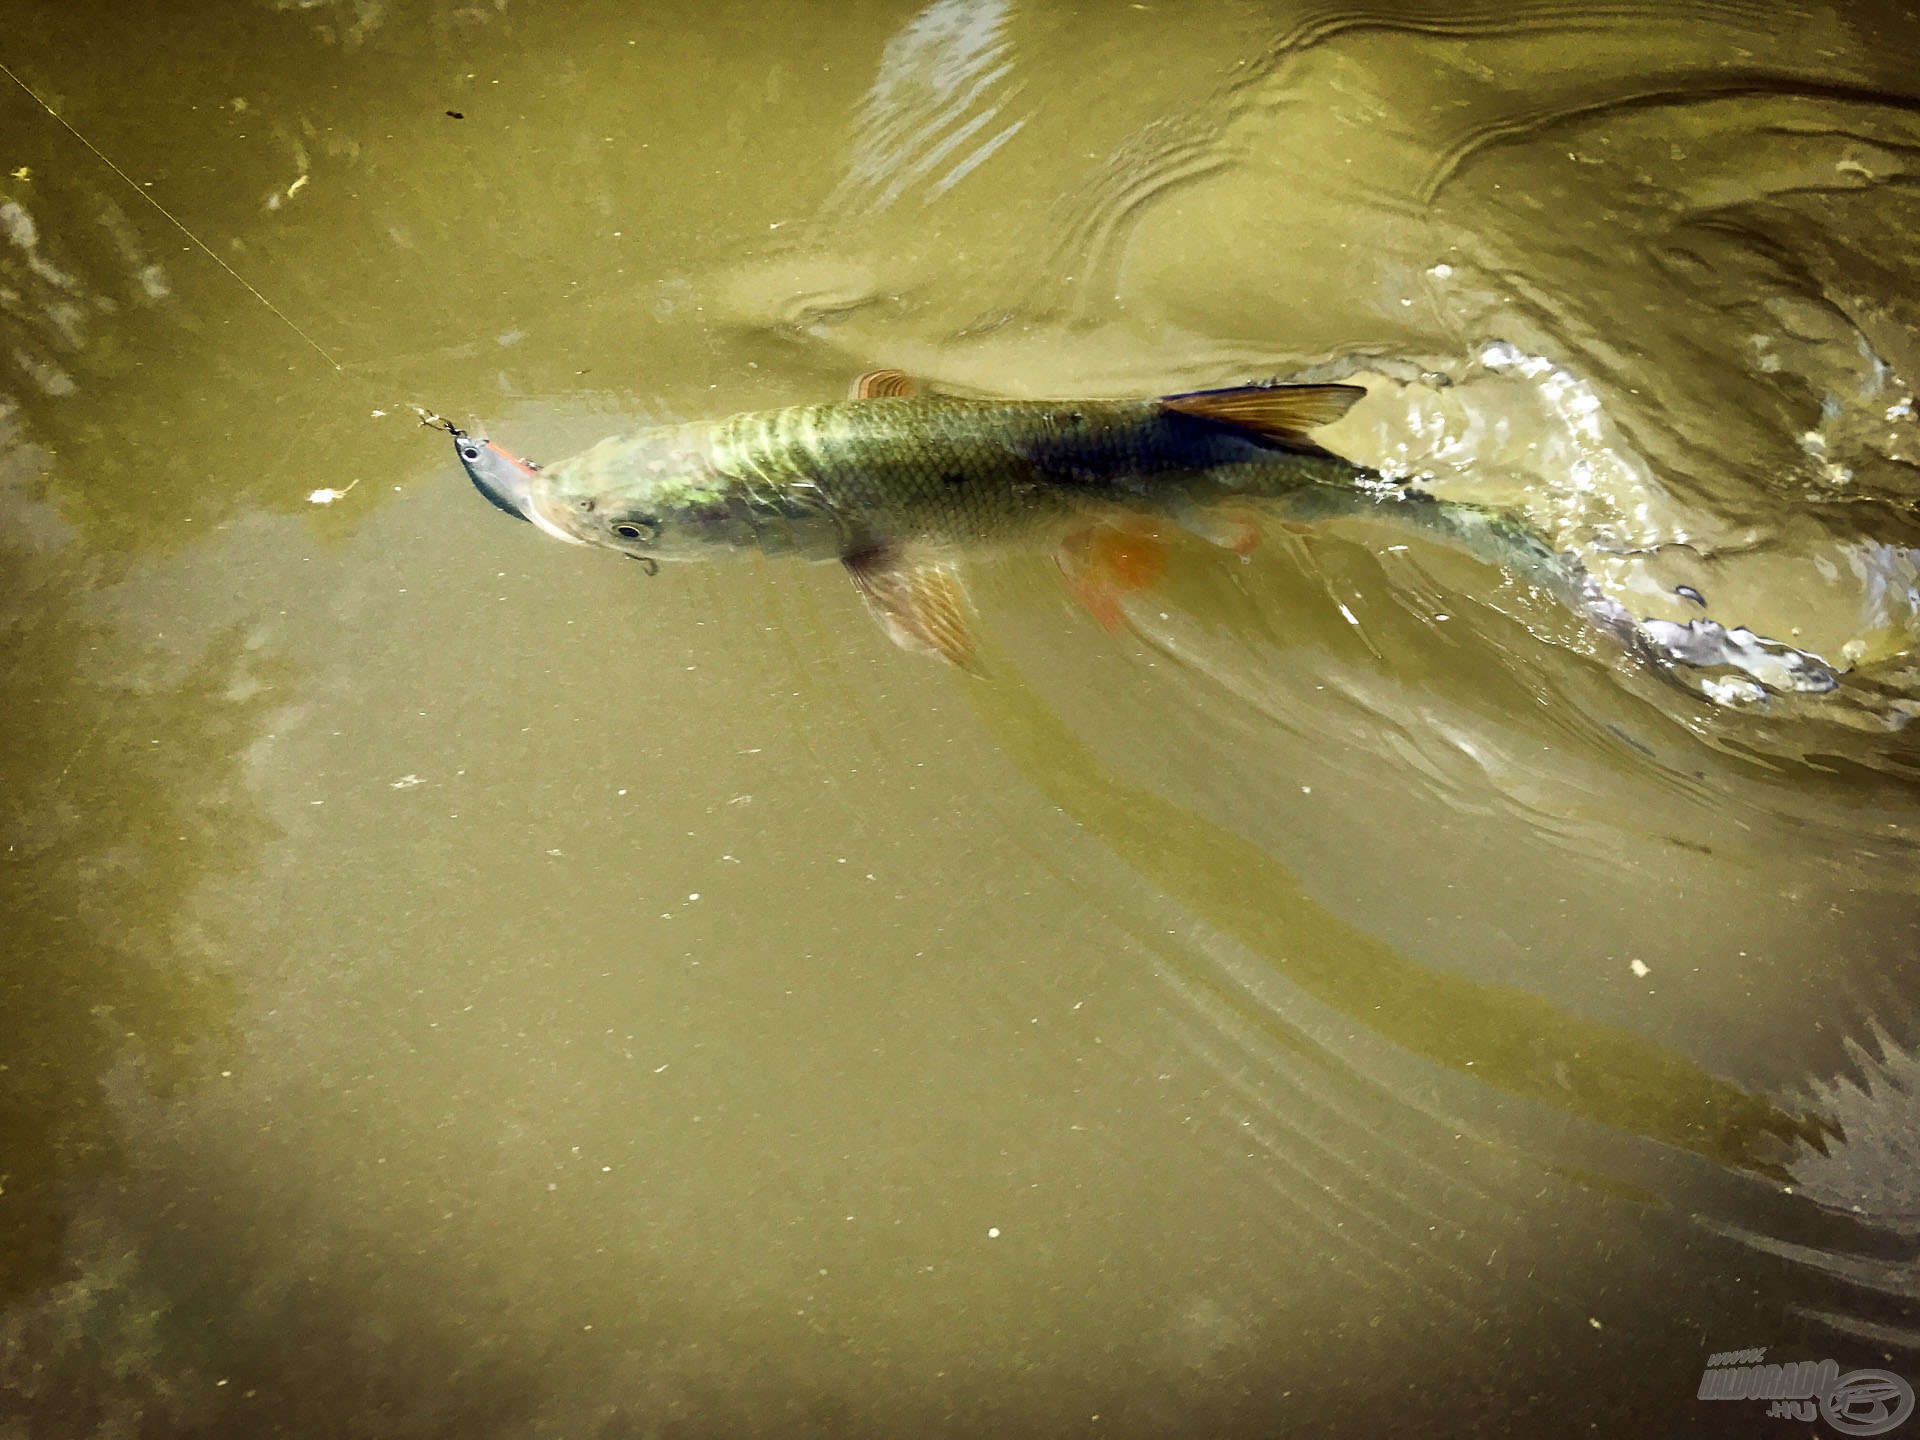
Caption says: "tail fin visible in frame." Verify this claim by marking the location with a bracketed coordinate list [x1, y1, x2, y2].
[1161, 381, 1365, 453]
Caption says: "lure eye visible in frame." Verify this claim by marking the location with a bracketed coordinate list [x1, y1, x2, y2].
[460, 446, 480, 461]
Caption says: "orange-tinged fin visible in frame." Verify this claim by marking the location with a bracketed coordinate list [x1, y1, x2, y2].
[1160, 381, 1365, 451]
[1055, 521, 1167, 633]
[1085, 523, 1168, 588]
[850, 367, 920, 399]
[843, 546, 981, 673]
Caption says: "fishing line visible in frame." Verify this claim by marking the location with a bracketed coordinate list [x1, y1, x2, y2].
[0, 57, 343, 370]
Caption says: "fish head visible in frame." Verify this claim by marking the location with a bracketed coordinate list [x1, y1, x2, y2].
[562, 485, 728, 567]
[451, 430, 583, 545]
[456, 424, 750, 565]
[533, 438, 756, 565]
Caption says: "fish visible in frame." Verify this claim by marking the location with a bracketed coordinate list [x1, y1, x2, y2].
[445, 369, 1839, 693]
[450, 369, 1382, 669]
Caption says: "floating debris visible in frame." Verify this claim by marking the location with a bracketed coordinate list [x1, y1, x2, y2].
[307, 478, 358, 505]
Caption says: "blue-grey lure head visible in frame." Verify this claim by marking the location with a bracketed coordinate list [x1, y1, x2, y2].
[448, 426, 581, 544]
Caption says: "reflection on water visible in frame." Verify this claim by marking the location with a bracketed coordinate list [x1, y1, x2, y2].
[3, 0, 1919, 1434]
[966, 654, 1830, 1179]
[0, 452, 269, 1309]
[0, 434, 267, 1427]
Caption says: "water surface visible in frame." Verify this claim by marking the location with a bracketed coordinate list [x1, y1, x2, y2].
[3, 2, 1919, 1436]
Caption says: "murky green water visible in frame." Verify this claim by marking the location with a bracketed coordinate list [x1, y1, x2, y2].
[4, 3, 1919, 1436]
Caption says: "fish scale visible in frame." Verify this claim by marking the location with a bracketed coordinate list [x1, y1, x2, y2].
[673, 396, 1354, 554]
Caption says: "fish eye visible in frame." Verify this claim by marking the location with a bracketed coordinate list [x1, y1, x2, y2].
[612, 518, 658, 542]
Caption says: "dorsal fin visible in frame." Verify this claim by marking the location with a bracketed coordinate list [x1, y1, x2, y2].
[1160, 381, 1365, 450]
[850, 367, 920, 399]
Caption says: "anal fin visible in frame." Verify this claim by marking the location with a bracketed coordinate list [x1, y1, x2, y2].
[843, 545, 980, 672]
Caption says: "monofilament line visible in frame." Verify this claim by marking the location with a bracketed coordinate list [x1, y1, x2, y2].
[0, 57, 343, 370]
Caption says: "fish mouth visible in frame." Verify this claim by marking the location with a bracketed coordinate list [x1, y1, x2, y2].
[451, 431, 583, 544]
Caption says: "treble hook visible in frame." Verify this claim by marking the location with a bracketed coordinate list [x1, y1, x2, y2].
[412, 406, 465, 439]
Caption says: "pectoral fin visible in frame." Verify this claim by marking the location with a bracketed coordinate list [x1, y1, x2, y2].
[850, 367, 920, 399]
[843, 546, 980, 672]
[1160, 381, 1364, 453]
